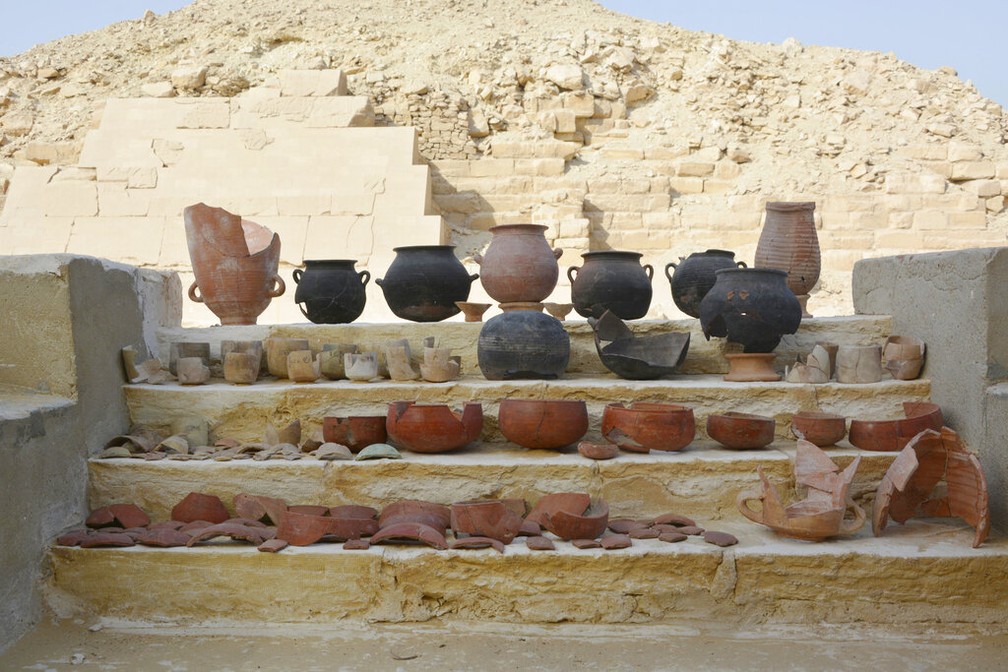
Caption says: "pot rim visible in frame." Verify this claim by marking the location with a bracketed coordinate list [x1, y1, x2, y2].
[488, 223, 548, 233]
[713, 267, 788, 277]
[693, 248, 736, 257]
[500, 398, 587, 409]
[391, 245, 456, 252]
[765, 201, 816, 212]
[301, 259, 361, 266]
[581, 250, 644, 259]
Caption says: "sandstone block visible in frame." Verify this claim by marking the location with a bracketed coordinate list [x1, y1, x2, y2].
[303, 215, 374, 259]
[544, 63, 585, 91]
[43, 182, 98, 217]
[702, 179, 734, 194]
[279, 70, 347, 97]
[874, 230, 923, 249]
[67, 216, 164, 265]
[171, 65, 208, 90]
[470, 159, 515, 178]
[0, 216, 72, 254]
[514, 158, 565, 176]
[141, 81, 175, 98]
[895, 144, 947, 161]
[677, 162, 715, 177]
[669, 177, 704, 194]
[963, 179, 1001, 198]
[950, 161, 996, 182]
[179, 103, 230, 129]
[555, 109, 577, 134]
[986, 196, 1005, 214]
[645, 144, 688, 161]
[948, 141, 983, 163]
[912, 211, 948, 230]
[562, 91, 595, 117]
[948, 211, 988, 229]
[430, 160, 471, 178]
[97, 184, 152, 217]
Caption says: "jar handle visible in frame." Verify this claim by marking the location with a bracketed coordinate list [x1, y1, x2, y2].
[358, 270, 371, 286]
[292, 268, 303, 284]
[552, 247, 563, 260]
[567, 266, 579, 284]
[664, 262, 676, 283]
[187, 281, 203, 304]
[643, 264, 654, 281]
[469, 272, 480, 282]
[736, 491, 765, 525]
[268, 274, 286, 298]
[736, 260, 748, 268]
[298, 303, 310, 320]
[839, 500, 867, 535]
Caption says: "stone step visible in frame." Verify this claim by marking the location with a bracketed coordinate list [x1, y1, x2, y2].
[46, 520, 1007, 627]
[86, 442, 894, 521]
[155, 314, 894, 377]
[123, 375, 930, 445]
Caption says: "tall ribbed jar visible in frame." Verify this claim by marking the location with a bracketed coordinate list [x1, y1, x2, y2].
[754, 202, 820, 314]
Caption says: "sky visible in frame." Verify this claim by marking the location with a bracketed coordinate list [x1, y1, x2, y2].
[1, 1, 1005, 108]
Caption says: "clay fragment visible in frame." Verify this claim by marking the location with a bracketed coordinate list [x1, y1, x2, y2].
[450, 500, 524, 544]
[526, 536, 555, 551]
[226, 517, 268, 529]
[178, 520, 213, 534]
[276, 511, 332, 546]
[369, 522, 449, 550]
[677, 525, 705, 536]
[526, 492, 590, 526]
[80, 532, 135, 548]
[326, 516, 379, 541]
[233, 493, 287, 526]
[343, 538, 371, 550]
[330, 505, 379, 520]
[136, 528, 191, 547]
[147, 520, 186, 531]
[186, 523, 268, 546]
[288, 505, 329, 517]
[379, 500, 451, 532]
[542, 499, 609, 541]
[659, 531, 688, 543]
[171, 492, 230, 524]
[121, 527, 149, 541]
[107, 503, 151, 529]
[517, 519, 541, 536]
[84, 507, 116, 529]
[577, 441, 619, 460]
[873, 427, 990, 548]
[258, 538, 289, 553]
[628, 527, 660, 539]
[450, 536, 506, 553]
[600, 533, 632, 550]
[703, 530, 739, 547]
[607, 518, 648, 534]
[56, 529, 92, 546]
[651, 513, 696, 527]
[572, 538, 602, 549]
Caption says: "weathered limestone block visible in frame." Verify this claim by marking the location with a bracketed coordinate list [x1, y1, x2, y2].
[278, 69, 347, 97]
[950, 161, 996, 181]
[171, 64, 208, 90]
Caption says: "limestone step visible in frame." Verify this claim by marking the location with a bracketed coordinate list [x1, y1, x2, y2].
[86, 442, 894, 522]
[155, 314, 894, 377]
[46, 519, 1007, 627]
[123, 375, 930, 446]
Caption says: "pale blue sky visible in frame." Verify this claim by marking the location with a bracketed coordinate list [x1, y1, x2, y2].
[2, 1, 1004, 108]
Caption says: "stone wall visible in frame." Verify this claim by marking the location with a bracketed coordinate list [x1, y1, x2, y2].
[853, 247, 1008, 531]
[0, 255, 178, 653]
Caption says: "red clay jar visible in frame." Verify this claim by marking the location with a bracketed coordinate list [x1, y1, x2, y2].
[474, 224, 563, 303]
[601, 402, 696, 453]
[386, 401, 483, 453]
[706, 411, 776, 449]
[322, 415, 388, 453]
[497, 399, 588, 449]
[791, 411, 847, 447]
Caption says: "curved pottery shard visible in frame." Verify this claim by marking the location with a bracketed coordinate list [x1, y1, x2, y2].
[589, 310, 690, 380]
[450, 536, 506, 553]
[379, 500, 452, 532]
[450, 500, 524, 544]
[276, 510, 331, 546]
[186, 522, 271, 547]
[184, 203, 284, 325]
[873, 427, 990, 548]
[737, 440, 864, 541]
[370, 522, 449, 550]
[525, 492, 590, 527]
[848, 402, 944, 452]
[542, 499, 610, 541]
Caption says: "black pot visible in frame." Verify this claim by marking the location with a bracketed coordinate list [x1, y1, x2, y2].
[375, 246, 479, 322]
[699, 268, 801, 353]
[477, 310, 570, 379]
[665, 249, 746, 319]
[292, 259, 369, 324]
[567, 251, 653, 320]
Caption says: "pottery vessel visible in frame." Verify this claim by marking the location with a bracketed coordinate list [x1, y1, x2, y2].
[420, 347, 461, 383]
[344, 352, 379, 382]
[542, 498, 610, 541]
[601, 402, 696, 453]
[375, 245, 479, 322]
[568, 251, 653, 320]
[724, 353, 781, 382]
[815, 341, 839, 378]
[847, 401, 943, 452]
[835, 344, 883, 384]
[265, 337, 310, 378]
[455, 301, 491, 322]
[882, 335, 926, 380]
[286, 350, 318, 383]
[224, 351, 260, 384]
[292, 259, 369, 324]
[873, 427, 990, 548]
[699, 268, 802, 353]
[707, 411, 776, 449]
[474, 224, 563, 303]
[499, 301, 545, 312]
[755, 201, 820, 315]
[184, 203, 285, 325]
[590, 310, 690, 380]
[176, 357, 210, 385]
[790, 411, 847, 446]
[784, 344, 831, 384]
[318, 344, 357, 380]
[665, 249, 746, 318]
[543, 302, 574, 320]
[386, 401, 483, 453]
[383, 339, 419, 381]
[168, 342, 210, 376]
[498, 399, 589, 450]
[477, 309, 570, 379]
[450, 500, 524, 544]
[322, 416, 388, 453]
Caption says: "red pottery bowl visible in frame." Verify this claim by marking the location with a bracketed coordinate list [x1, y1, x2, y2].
[790, 411, 847, 447]
[706, 411, 776, 449]
[386, 401, 483, 453]
[601, 402, 696, 452]
[322, 415, 387, 453]
[498, 399, 588, 449]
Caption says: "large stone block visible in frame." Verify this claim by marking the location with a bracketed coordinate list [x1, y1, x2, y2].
[66, 217, 165, 266]
[278, 69, 347, 97]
